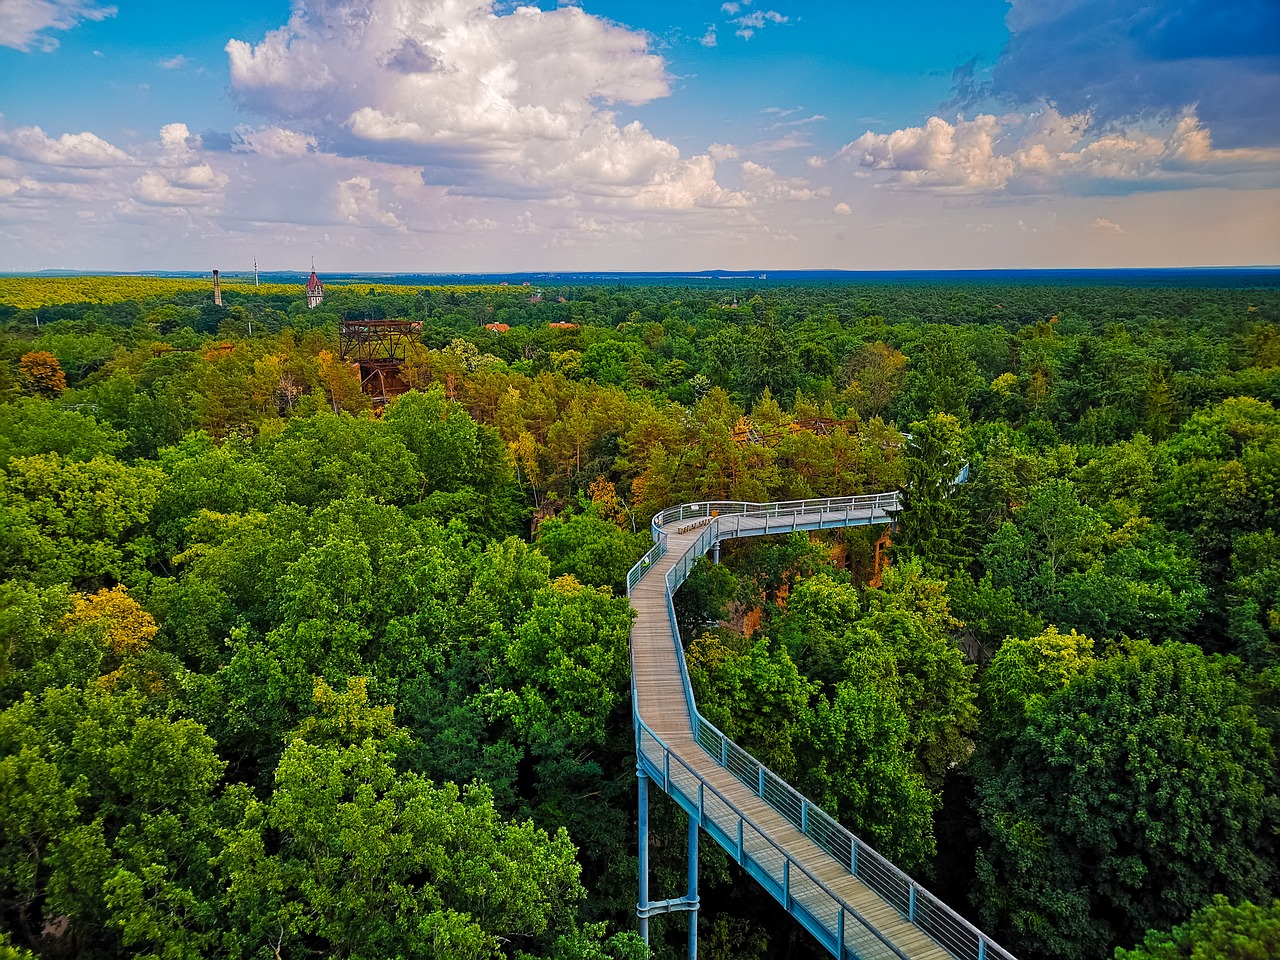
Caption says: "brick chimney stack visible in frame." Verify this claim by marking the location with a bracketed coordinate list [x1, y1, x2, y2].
[213, 269, 223, 306]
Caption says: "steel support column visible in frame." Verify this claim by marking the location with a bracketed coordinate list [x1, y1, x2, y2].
[636, 764, 701, 959]
[637, 767, 650, 945]
[687, 813, 700, 960]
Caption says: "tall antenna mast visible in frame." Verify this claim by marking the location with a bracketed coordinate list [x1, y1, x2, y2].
[254, 257, 259, 287]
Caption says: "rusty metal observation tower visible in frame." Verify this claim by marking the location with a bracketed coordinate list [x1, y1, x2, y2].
[338, 319, 424, 406]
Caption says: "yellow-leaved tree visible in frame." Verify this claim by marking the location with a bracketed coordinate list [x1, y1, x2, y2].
[19, 351, 66, 398]
[62, 585, 161, 691]
[317, 349, 369, 414]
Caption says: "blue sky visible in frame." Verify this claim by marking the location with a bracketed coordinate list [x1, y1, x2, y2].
[1, 0, 1277, 271]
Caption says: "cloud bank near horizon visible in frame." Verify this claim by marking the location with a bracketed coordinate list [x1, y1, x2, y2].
[0, 0, 1276, 270]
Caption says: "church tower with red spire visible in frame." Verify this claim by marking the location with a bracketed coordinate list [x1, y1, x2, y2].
[305, 260, 324, 308]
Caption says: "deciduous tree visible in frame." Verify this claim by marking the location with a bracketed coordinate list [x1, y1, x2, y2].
[975, 642, 1278, 960]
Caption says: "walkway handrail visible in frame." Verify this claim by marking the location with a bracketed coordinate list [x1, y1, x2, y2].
[635, 712, 912, 960]
[627, 492, 1017, 960]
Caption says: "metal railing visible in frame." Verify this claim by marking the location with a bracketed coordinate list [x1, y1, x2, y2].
[637, 717, 911, 960]
[626, 490, 1016, 960]
[647, 493, 903, 537]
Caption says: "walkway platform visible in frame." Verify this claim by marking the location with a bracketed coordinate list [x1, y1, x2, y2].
[627, 497, 1013, 960]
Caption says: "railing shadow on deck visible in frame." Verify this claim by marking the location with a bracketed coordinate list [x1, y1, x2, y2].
[627, 492, 1015, 960]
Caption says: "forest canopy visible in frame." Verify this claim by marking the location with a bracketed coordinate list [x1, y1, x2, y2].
[0, 274, 1277, 960]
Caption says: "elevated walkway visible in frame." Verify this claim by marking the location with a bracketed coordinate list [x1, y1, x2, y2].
[626, 492, 1013, 960]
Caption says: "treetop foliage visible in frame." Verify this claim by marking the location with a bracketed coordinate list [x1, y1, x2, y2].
[0, 274, 1277, 960]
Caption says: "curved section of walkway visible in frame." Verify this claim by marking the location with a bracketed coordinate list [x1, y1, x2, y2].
[627, 494, 1015, 960]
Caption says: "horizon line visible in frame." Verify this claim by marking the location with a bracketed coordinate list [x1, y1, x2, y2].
[6, 265, 1279, 278]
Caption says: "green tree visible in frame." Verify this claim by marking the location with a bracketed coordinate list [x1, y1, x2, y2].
[687, 630, 816, 780]
[978, 626, 1095, 746]
[0, 686, 228, 956]
[32, 332, 119, 386]
[673, 555, 738, 641]
[857, 561, 976, 784]
[384, 387, 525, 538]
[219, 736, 587, 959]
[484, 577, 638, 921]
[895, 413, 969, 572]
[0, 397, 126, 468]
[984, 480, 1206, 642]
[975, 642, 1278, 960]
[0, 453, 163, 588]
[1227, 531, 1280, 667]
[261, 411, 422, 509]
[1114, 896, 1280, 960]
[803, 651, 937, 870]
[841, 342, 908, 419]
[534, 508, 648, 594]
[151, 431, 284, 558]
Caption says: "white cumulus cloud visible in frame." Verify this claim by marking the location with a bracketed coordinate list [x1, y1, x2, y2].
[0, 0, 116, 52]
[740, 160, 827, 201]
[0, 123, 132, 168]
[839, 114, 1015, 191]
[337, 175, 402, 228]
[224, 0, 732, 211]
[127, 123, 229, 208]
[831, 108, 1280, 194]
[234, 126, 318, 159]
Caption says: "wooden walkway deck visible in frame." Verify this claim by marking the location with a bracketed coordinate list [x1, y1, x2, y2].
[629, 515, 955, 960]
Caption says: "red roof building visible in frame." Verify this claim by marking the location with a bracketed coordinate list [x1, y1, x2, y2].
[305, 269, 324, 308]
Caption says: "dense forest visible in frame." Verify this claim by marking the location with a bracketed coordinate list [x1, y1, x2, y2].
[1, 274, 1278, 960]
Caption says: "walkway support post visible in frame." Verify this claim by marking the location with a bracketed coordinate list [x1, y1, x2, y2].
[687, 813, 700, 960]
[711, 541, 720, 564]
[636, 763, 701, 958]
[638, 767, 650, 945]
